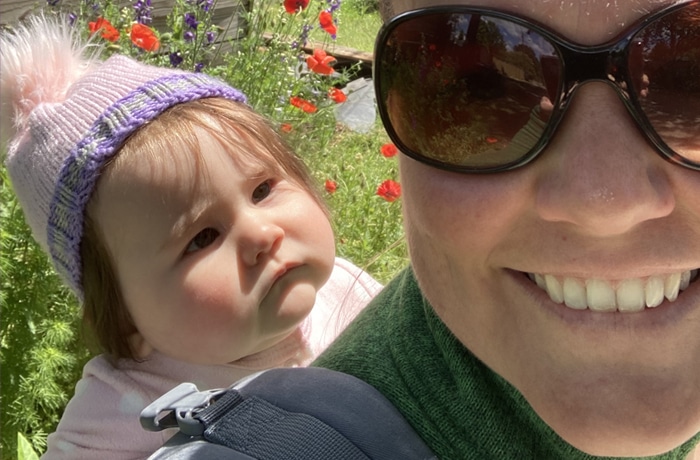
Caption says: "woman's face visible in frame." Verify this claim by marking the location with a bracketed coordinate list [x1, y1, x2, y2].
[394, 0, 700, 456]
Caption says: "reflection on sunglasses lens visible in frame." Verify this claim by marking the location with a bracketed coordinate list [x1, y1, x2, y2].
[631, 6, 700, 162]
[380, 13, 560, 169]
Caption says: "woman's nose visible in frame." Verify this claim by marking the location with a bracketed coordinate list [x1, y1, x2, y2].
[237, 211, 284, 265]
[534, 83, 675, 236]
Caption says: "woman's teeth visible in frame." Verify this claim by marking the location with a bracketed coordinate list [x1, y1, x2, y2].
[528, 270, 698, 312]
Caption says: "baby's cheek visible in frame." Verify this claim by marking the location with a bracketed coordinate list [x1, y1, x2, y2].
[179, 269, 250, 326]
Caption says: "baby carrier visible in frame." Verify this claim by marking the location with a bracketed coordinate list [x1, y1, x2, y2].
[141, 367, 436, 459]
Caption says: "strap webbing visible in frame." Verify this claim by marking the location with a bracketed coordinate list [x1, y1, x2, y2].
[200, 392, 369, 460]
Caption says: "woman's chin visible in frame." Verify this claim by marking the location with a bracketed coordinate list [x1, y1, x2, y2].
[526, 372, 700, 457]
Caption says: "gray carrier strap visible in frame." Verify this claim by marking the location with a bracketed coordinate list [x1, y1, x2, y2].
[142, 367, 436, 460]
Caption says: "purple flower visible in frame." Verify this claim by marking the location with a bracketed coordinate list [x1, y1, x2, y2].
[184, 31, 195, 42]
[169, 52, 183, 67]
[46, 0, 61, 6]
[67, 12, 77, 26]
[205, 31, 216, 43]
[297, 23, 313, 47]
[133, 0, 153, 24]
[197, 0, 214, 11]
[194, 62, 204, 72]
[326, 0, 341, 13]
[184, 12, 199, 29]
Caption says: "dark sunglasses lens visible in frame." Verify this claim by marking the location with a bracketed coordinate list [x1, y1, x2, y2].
[377, 12, 561, 170]
[631, 3, 700, 164]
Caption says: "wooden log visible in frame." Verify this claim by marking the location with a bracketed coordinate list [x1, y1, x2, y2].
[263, 32, 374, 77]
[0, 0, 41, 24]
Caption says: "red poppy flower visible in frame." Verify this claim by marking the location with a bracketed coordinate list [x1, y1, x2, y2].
[485, 136, 499, 144]
[319, 11, 337, 37]
[284, 0, 309, 13]
[89, 17, 119, 42]
[290, 96, 317, 114]
[328, 87, 346, 103]
[380, 143, 398, 158]
[290, 96, 304, 108]
[307, 48, 336, 75]
[301, 102, 317, 113]
[325, 179, 337, 194]
[280, 123, 293, 133]
[376, 179, 401, 202]
[130, 24, 160, 51]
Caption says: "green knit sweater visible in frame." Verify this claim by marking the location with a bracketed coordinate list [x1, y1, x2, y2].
[313, 267, 700, 459]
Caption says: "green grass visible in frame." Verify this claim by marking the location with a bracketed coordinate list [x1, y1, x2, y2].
[317, 5, 382, 53]
[308, 122, 406, 284]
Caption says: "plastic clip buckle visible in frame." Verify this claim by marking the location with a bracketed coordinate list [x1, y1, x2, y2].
[139, 382, 227, 436]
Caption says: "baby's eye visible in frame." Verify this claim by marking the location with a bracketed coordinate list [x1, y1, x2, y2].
[185, 228, 220, 253]
[252, 180, 272, 203]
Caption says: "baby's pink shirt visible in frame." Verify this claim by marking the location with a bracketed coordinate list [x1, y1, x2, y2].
[41, 258, 382, 460]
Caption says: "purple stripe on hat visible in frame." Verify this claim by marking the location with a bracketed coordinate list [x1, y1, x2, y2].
[47, 73, 247, 295]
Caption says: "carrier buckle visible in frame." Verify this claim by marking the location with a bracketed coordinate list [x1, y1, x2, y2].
[140, 382, 226, 436]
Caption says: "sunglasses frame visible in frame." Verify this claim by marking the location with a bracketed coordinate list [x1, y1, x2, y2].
[374, 1, 700, 173]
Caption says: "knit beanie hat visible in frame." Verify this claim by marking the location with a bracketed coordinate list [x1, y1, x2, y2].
[1, 15, 247, 297]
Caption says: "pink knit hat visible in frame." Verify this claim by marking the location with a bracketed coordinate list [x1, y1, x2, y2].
[1, 15, 247, 297]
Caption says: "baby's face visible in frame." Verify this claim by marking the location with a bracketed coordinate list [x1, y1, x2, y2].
[91, 126, 335, 364]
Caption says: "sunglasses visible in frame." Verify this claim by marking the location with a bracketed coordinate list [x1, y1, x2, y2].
[374, 2, 700, 173]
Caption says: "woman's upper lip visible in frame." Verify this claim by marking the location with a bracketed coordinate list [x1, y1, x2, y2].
[508, 265, 700, 281]
[519, 269, 700, 280]
[502, 238, 699, 279]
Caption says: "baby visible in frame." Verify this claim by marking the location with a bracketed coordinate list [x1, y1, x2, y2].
[1, 15, 382, 459]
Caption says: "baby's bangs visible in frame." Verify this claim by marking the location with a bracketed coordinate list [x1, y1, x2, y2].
[138, 99, 287, 175]
[112, 100, 246, 179]
[114, 98, 323, 208]
[207, 114, 286, 175]
[188, 99, 321, 200]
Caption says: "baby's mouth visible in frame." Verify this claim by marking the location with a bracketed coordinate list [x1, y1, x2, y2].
[527, 270, 699, 312]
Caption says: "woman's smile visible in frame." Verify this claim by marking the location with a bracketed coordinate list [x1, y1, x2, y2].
[527, 269, 699, 312]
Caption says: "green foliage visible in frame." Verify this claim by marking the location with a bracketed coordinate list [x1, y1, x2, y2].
[342, 0, 380, 15]
[16, 433, 39, 460]
[219, 0, 361, 124]
[310, 2, 381, 53]
[1, 169, 90, 456]
[1, 1, 398, 457]
[41, 0, 358, 120]
[307, 123, 406, 284]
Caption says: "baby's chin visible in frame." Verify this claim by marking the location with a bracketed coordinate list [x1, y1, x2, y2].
[263, 279, 319, 327]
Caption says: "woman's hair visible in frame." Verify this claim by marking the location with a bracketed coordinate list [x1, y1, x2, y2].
[80, 97, 326, 360]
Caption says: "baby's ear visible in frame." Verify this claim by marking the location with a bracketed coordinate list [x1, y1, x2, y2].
[128, 332, 154, 359]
